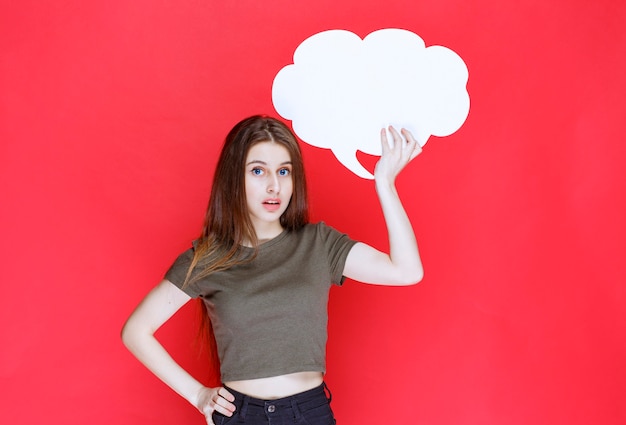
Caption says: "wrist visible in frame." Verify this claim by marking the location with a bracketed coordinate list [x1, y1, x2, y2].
[187, 383, 208, 411]
[375, 176, 396, 193]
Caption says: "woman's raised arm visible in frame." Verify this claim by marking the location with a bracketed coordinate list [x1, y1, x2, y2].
[343, 126, 424, 286]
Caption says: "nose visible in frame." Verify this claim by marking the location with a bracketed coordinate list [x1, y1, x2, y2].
[267, 174, 280, 194]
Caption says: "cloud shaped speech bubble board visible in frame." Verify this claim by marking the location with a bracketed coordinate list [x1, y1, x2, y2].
[272, 28, 470, 179]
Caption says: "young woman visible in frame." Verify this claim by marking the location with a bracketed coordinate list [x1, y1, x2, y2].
[122, 115, 423, 425]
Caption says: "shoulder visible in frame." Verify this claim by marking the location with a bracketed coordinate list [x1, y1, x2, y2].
[163, 241, 198, 286]
[303, 221, 342, 233]
[295, 222, 356, 251]
[296, 222, 345, 239]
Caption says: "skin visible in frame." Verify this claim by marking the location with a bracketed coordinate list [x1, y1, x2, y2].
[121, 126, 423, 425]
[243, 141, 294, 243]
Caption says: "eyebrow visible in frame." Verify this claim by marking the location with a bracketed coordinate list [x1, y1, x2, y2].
[246, 160, 293, 166]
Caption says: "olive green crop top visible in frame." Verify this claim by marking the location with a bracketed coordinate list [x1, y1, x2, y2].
[165, 222, 357, 382]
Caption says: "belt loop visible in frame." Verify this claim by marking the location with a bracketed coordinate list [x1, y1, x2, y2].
[240, 394, 249, 420]
[323, 382, 333, 403]
[290, 398, 303, 423]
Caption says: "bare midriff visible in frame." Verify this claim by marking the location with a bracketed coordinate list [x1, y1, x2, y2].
[224, 371, 324, 399]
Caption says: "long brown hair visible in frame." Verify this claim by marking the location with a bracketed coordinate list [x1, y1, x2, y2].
[184, 115, 309, 376]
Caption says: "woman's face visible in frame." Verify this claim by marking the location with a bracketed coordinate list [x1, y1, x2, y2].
[244, 141, 294, 237]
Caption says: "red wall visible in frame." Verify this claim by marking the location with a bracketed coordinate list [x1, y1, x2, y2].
[1, 1, 625, 424]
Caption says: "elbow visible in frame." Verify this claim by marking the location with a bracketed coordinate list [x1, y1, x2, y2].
[398, 266, 424, 286]
[121, 315, 159, 353]
[412, 269, 424, 285]
[392, 255, 424, 285]
[405, 270, 424, 286]
[120, 321, 133, 349]
[120, 319, 145, 352]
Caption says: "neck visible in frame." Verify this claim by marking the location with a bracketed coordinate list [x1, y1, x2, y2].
[245, 222, 284, 246]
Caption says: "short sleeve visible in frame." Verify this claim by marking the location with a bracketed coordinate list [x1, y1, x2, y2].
[164, 246, 203, 298]
[317, 222, 358, 285]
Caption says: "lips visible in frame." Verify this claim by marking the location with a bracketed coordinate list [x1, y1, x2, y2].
[262, 198, 281, 212]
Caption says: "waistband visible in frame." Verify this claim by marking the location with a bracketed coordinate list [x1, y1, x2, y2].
[222, 382, 332, 419]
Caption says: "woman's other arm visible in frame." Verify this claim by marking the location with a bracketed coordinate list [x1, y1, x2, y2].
[343, 127, 424, 286]
[121, 280, 235, 425]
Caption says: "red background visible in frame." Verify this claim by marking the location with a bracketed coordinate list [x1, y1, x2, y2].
[1, 1, 625, 424]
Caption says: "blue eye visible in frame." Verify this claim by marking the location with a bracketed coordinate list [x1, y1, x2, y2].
[251, 168, 264, 176]
[279, 168, 291, 176]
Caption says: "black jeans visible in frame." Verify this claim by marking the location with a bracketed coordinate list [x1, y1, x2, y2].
[212, 382, 336, 425]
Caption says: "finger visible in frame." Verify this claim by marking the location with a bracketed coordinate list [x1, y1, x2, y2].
[380, 128, 391, 154]
[218, 388, 235, 403]
[401, 128, 422, 160]
[213, 390, 236, 415]
[216, 388, 236, 411]
[400, 128, 417, 147]
[400, 128, 418, 151]
[409, 147, 422, 161]
[214, 398, 236, 415]
[387, 126, 404, 150]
